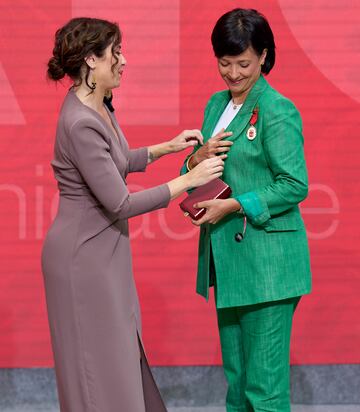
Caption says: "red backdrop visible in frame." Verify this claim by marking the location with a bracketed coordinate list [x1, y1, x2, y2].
[0, 0, 359, 367]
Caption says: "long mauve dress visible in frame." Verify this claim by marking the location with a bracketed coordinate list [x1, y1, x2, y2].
[41, 89, 170, 412]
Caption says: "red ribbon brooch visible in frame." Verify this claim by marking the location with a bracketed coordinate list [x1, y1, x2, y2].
[246, 107, 259, 140]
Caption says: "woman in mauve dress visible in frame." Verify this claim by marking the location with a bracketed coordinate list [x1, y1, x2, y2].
[42, 17, 225, 412]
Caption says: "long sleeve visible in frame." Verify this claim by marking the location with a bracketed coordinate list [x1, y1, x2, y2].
[68, 118, 170, 219]
[235, 98, 308, 226]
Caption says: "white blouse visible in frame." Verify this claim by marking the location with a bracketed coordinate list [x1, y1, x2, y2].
[212, 100, 243, 137]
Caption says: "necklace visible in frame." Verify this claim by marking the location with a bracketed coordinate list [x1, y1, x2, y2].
[232, 99, 242, 110]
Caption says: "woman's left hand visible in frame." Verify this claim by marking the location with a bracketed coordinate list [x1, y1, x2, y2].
[191, 198, 241, 226]
[168, 129, 204, 153]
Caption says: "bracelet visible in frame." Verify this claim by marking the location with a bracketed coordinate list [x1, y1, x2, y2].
[186, 154, 195, 171]
[236, 203, 245, 216]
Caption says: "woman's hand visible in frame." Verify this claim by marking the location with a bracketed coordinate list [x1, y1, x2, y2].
[191, 198, 241, 226]
[147, 130, 203, 164]
[168, 129, 204, 153]
[186, 157, 224, 187]
[189, 128, 233, 169]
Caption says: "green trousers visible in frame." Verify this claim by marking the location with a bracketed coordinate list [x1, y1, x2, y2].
[216, 297, 300, 412]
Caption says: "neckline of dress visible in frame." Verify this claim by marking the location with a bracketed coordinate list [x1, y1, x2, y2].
[69, 88, 120, 142]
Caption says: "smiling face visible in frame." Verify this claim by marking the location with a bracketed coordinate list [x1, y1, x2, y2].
[87, 41, 127, 91]
[217, 46, 267, 103]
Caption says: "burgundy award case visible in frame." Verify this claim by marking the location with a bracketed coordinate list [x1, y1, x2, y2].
[179, 178, 232, 220]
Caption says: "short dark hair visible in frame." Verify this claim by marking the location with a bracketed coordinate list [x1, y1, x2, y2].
[47, 17, 121, 89]
[211, 8, 276, 74]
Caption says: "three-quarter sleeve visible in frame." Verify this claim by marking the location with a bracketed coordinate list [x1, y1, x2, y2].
[68, 118, 170, 218]
[128, 147, 148, 172]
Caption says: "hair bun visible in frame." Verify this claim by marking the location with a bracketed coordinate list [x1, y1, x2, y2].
[47, 55, 65, 81]
[47, 18, 121, 83]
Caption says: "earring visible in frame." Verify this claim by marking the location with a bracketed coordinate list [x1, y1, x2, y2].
[90, 75, 96, 90]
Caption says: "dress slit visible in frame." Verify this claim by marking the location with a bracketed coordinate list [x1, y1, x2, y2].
[137, 333, 167, 412]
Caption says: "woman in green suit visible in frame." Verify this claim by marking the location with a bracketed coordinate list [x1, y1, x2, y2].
[181, 8, 311, 412]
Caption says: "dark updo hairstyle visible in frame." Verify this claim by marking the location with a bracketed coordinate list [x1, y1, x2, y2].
[211, 8, 275, 74]
[47, 17, 121, 90]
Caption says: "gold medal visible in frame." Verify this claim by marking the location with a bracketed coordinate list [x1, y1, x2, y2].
[247, 125, 257, 140]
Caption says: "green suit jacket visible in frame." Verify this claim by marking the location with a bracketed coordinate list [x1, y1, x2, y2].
[181, 75, 311, 308]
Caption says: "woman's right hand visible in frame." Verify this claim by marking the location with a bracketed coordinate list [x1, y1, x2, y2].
[189, 128, 233, 168]
[187, 157, 224, 187]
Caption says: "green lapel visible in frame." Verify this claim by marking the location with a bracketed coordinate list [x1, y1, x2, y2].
[202, 92, 230, 139]
[203, 75, 270, 142]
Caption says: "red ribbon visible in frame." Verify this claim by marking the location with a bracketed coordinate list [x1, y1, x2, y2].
[249, 107, 259, 126]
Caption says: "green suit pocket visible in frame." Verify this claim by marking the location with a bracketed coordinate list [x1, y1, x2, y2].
[263, 212, 303, 232]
